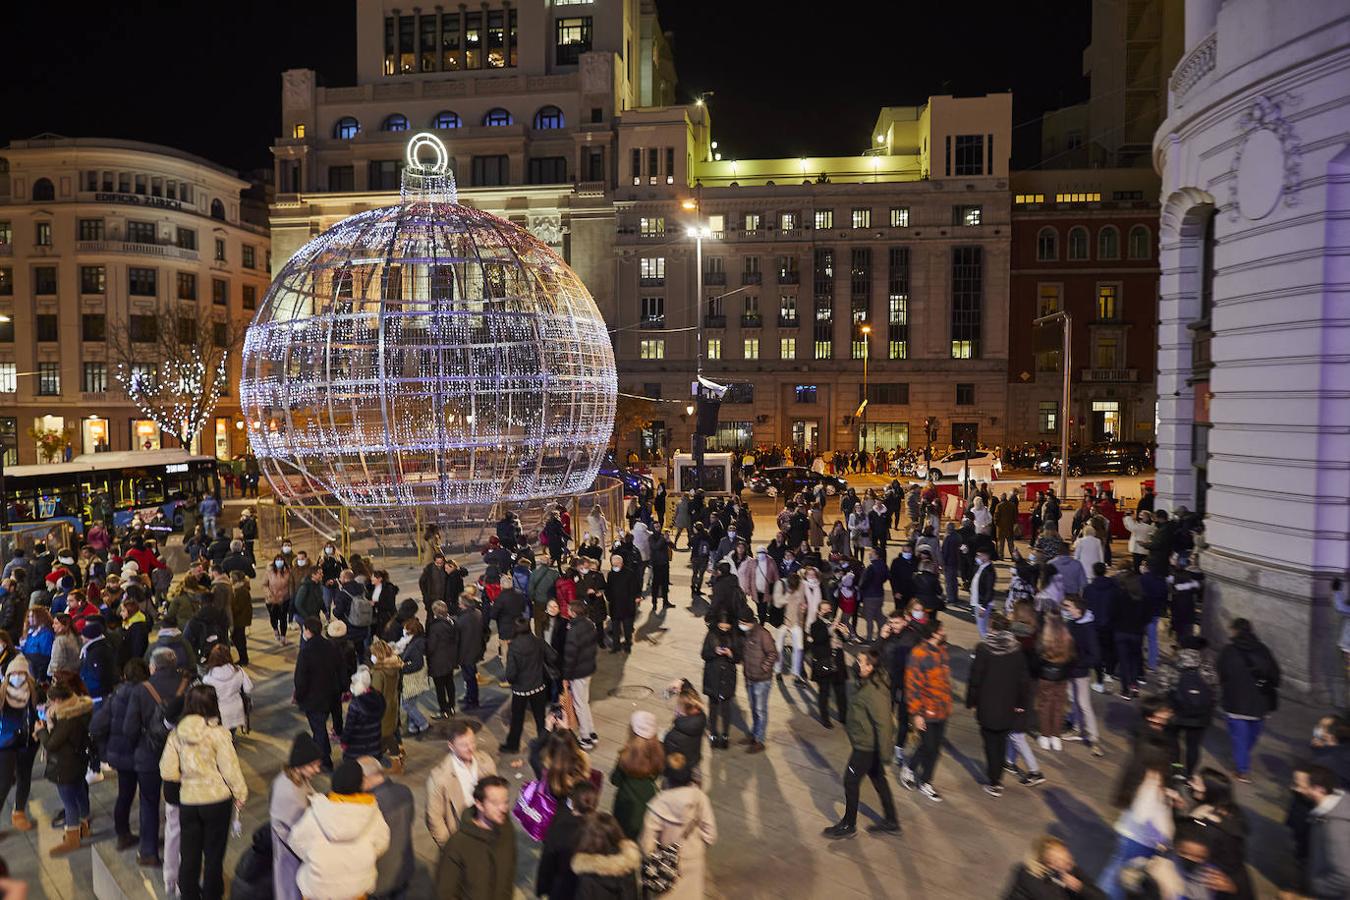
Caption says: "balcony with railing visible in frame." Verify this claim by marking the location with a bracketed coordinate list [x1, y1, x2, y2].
[777, 271, 799, 284]
[741, 271, 762, 285]
[1080, 368, 1139, 383]
[703, 271, 726, 286]
[639, 317, 666, 330]
[703, 315, 727, 328]
[778, 314, 799, 328]
[740, 314, 763, 328]
[638, 276, 665, 288]
[77, 240, 199, 261]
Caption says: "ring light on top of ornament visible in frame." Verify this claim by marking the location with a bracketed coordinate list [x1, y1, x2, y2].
[239, 133, 617, 524]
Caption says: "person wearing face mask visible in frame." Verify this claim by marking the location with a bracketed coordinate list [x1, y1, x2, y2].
[319, 543, 346, 621]
[822, 647, 900, 839]
[858, 551, 889, 643]
[604, 554, 639, 655]
[971, 548, 997, 641]
[1003, 835, 1106, 900]
[889, 542, 918, 615]
[808, 600, 849, 728]
[738, 608, 777, 754]
[700, 613, 743, 749]
[903, 620, 951, 802]
[265, 555, 296, 646]
[398, 619, 431, 739]
[1171, 768, 1252, 899]
[0, 657, 40, 832]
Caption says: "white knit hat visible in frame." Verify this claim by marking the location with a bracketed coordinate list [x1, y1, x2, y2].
[4, 656, 32, 708]
[350, 665, 372, 696]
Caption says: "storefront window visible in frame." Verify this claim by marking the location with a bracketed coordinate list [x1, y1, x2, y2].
[133, 419, 161, 451]
[82, 417, 110, 454]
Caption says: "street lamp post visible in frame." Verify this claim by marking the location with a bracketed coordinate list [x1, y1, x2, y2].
[859, 324, 871, 452]
[686, 222, 713, 492]
[1034, 310, 1073, 500]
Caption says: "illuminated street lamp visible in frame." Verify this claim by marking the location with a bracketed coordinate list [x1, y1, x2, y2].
[858, 325, 871, 450]
[686, 219, 715, 489]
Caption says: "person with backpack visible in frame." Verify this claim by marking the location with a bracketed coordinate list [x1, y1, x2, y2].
[185, 594, 230, 672]
[1156, 635, 1218, 776]
[1216, 619, 1280, 784]
[122, 647, 190, 866]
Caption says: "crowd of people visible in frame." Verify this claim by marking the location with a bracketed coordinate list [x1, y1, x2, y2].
[0, 472, 1344, 899]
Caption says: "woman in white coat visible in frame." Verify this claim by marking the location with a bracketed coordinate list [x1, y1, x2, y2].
[289, 759, 390, 900]
[640, 757, 717, 900]
[201, 644, 253, 735]
[1072, 524, 1105, 575]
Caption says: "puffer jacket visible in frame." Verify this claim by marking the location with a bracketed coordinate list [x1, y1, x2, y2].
[740, 624, 777, 683]
[342, 690, 385, 759]
[90, 680, 137, 770]
[203, 664, 253, 731]
[904, 642, 952, 721]
[563, 615, 598, 680]
[159, 713, 248, 806]
[700, 627, 742, 701]
[966, 630, 1034, 732]
[662, 710, 707, 773]
[846, 674, 895, 753]
[289, 791, 392, 900]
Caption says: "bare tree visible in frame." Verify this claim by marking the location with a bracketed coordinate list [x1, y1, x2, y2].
[106, 297, 243, 452]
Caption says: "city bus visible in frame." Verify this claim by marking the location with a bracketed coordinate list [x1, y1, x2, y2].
[2, 449, 219, 533]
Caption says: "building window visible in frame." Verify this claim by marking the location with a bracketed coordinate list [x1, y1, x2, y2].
[639, 217, 665, 237]
[1094, 336, 1121, 370]
[207, 278, 227, 307]
[33, 266, 57, 295]
[889, 207, 910, 228]
[863, 383, 909, 405]
[334, 117, 360, 140]
[706, 421, 753, 452]
[1128, 225, 1151, 260]
[0, 268, 10, 296]
[887, 247, 909, 360]
[706, 338, 722, 360]
[1038, 401, 1058, 433]
[1067, 226, 1089, 260]
[950, 246, 982, 359]
[0, 317, 12, 341]
[82, 362, 107, 393]
[955, 383, 975, 406]
[1055, 192, 1102, 204]
[555, 17, 592, 65]
[1036, 227, 1058, 261]
[850, 248, 870, 309]
[528, 157, 567, 184]
[1015, 193, 1046, 205]
[431, 110, 461, 130]
[127, 221, 157, 244]
[176, 227, 197, 250]
[471, 155, 509, 186]
[851, 208, 871, 229]
[776, 256, 798, 283]
[583, 147, 604, 181]
[743, 212, 761, 232]
[80, 265, 106, 294]
[813, 209, 833, 230]
[954, 205, 982, 227]
[243, 285, 257, 310]
[36, 362, 60, 396]
[81, 314, 105, 342]
[639, 257, 665, 285]
[779, 337, 796, 358]
[0, 222, 9, 245]
[31, 179, 55, 202]
[795, 385, 817, 404]
[1037, 283, 1062, 318]
[743, 338, 760, 359]
[36, 315, 58, 342]
[129, 315, 158, 342]
[780, 212, 799, 231]
[533, 105, 565, 129]
[1098, 226, 1120, 260]
[813, 248, 833, 299]
[640, 296, 664, 326]
[327, 165, 355, 192]
[725, 383, 754, 404]
[368, 160, 403, 190]
[814, 339, 832, 360]
[241, 245, 257, 269]
[953, 134, 985, 175]
[1097, 284, 1120, 321]
[639, 339, 664, 360]
[0, 363, 14, 393]
[34, 222, 52, 246]
[665, 148, 676, 184]
[778, 295, 798, 326]
[481, 107, 514, 127]
[177, 272, 197, 300]
[77, 219, 103, 241]
[382, 113, 409, 132]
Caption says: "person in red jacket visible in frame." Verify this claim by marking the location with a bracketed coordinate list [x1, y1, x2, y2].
[124, 539, 165, 577]
[903, 620, 952, 802]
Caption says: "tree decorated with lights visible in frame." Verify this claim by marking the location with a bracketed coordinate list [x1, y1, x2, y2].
[108, 297, 237, 453]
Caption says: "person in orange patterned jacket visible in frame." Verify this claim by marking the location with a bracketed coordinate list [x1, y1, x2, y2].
[903, 620, 952, 802]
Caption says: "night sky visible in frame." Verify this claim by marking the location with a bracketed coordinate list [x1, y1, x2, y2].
[2, 1, 1088, 175]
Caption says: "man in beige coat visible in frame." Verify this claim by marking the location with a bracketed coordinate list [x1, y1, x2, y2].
[425, 718, 497, 846]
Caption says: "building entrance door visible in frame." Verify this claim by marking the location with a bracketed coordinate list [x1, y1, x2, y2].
[1091, 401, 1121, 442]
[791, 420, 819, 451]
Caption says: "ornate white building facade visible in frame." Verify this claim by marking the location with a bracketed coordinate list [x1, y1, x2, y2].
[1154, 0, 1350, 696]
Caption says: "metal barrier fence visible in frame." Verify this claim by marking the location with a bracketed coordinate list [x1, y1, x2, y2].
[0, 521, 78, 572]
[253, 477, 625, 571]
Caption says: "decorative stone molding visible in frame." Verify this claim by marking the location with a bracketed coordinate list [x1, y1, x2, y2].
[1159, 187, 1216, 240]
[1170, 31, 1217, 102]
[528, 213, 564, 249]
[1227, 93, 1303, 221]
[282, 69, 315, 112]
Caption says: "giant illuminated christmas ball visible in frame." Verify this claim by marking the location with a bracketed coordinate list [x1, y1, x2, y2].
[239, 133, 616, 522]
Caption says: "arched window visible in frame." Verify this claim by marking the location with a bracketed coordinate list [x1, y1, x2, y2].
[210, 198, 226, 221]
[1067, 226, 1089, 260]
[431, 110, 461, 130]
[1097, 225, 1120, 260]
[533, 105, 565, 129]
[31, 178, 54, 201]
[1036, 226, 1058, 261]
[333, 116, 361, 140]
[1128, 224, 1152, 260]
[483, 108, 513, 127]
[382, 113, 409, 132]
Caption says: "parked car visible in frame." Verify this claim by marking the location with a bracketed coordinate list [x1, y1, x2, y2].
[748, 466, 847, 498]
[596, 453, 655, 496]
[918, 450, 1003, 482]
[1035, 442, 1152, 477]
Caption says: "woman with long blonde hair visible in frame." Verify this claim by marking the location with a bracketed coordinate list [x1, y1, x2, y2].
[1035, 613, 1076, 751]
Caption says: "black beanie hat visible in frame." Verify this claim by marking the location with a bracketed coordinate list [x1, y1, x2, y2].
[330, 758, 364, 795]
[288, 732, 323, 769]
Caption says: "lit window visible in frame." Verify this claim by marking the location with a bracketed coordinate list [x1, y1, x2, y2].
[780, 337, 796, 359]
[1014, 193, 1045, 205]
[292, 124, 306, 139]
[639, 339, 665, 360]
[1054, 192, 1102, 204]
[954, 205, 982, 227]
[382, 113, 410, 132]
[1067, 227, 1089, 260]
[82, 362, 107, 394]
[639, 217, 665, 237]
[851, 208, 871, 229]
[639, 257, 665, 283]
[1098, 226, 1120, 260]
[813, 209, 833, 230]
[795, 385, 817, 403]
[36, 362, 60, 396]
[0, 363, 15, 393]
[1128, 225, 1152, 260]
[36, 222, 52, 246]
[851, 340, 867, 359]
[1038, 284, 1062, 317]
[707, 214, 725, 237]
[334, 117, 360, 140]
[780, 212, 798, 231]
[1097, 284, 1119, 321]
[1036, 227, 1058, 261]
[707, 338, 722, 360]
[743, 338, 759, 359]
[889, 207, 909, 227]
[640, 296, 664, 325]
[432, 111, 461, 129]
[1038, 401, 1058, 433]
[743, 213, 761, 232]
[555, 16, 592, 65]
[483, 108, 513, 127]
[533, 105, 565, 129]
[814, 339, 832, 360]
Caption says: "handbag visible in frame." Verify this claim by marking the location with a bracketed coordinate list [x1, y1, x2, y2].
[559, 683, 579, 732]
[641, 802, 700, 895]
[511, 778, 557, 842]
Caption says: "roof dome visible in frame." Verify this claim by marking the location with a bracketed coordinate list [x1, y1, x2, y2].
[240, 133, 616, 521]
